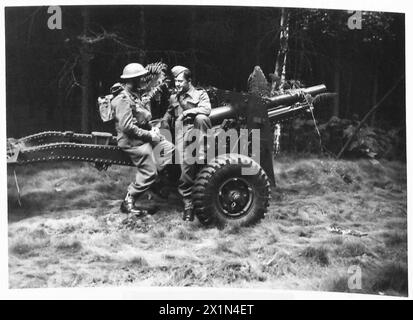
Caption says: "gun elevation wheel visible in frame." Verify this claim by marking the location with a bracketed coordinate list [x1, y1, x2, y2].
[193, 153, 271, 228]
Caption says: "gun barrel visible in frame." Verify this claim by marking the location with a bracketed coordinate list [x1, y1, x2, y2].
[267, 104, 309, 121]
[208, 84, 327, 126]
[210, 105, 237, 127]
[265, 84, 327, 109]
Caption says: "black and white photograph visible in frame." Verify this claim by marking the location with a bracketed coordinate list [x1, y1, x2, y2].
[3, 1, 408, 299]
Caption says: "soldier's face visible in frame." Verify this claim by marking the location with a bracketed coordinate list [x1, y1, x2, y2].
[133, 77, 147, 89]
[175, 73, 190, 93]
[125, 77, 146, 93]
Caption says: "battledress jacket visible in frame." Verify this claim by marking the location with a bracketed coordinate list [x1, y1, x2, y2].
[111, 88, 153, 148]
[162, 84, 211, 126]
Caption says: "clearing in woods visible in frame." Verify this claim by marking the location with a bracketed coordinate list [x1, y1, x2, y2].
[7, 156, 407, 296]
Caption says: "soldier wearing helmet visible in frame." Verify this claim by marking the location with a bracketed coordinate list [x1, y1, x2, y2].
[112, 63, 174, 215]
[162, 65, 212, 222]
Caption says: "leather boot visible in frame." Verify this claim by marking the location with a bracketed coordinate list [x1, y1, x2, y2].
[120, 193, 158, 215]
[120, 193, 138, 214]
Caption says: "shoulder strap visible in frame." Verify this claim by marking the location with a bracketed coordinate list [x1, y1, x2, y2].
[110, 82, 125, 96]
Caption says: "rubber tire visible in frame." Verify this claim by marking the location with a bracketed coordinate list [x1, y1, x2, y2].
[193, 153, 271, 228]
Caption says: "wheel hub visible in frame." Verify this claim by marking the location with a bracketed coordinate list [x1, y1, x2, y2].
[218, 177, 253, 218]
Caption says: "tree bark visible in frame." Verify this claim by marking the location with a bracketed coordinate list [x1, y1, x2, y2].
[190, 7, 197, 81]
[138, 6, 146, 64]
[333, 40, 341, 117]
[254, 9, 261, 65]
[271, 8, 289, 155]
[57, 78, 65, 129]
[344, 68, 353, 119]
[80, 7, 91, 133]
[370, 68, 379, 126]
[272, 8, 289, 94]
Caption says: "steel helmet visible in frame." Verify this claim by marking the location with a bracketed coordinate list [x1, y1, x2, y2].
[120, 63, 149, 79]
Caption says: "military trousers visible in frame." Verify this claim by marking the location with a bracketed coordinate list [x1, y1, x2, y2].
[122, 139, 174, 198]
[175, 114, 212, 200]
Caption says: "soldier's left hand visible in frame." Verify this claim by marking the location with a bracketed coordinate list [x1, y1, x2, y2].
[183, 110, 196, 119]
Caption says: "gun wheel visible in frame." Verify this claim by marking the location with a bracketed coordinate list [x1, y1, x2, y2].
[193, 153, 271, 228]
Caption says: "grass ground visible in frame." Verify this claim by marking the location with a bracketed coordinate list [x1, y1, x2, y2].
[7, 156, 408, 296]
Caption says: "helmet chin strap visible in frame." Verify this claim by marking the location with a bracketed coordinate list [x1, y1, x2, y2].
[124, 80, 141, 93]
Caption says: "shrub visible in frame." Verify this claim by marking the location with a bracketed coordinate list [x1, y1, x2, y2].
[370, 262, 408, 296]
[335, 240, 369, 258]
[301, 246, 330, 266]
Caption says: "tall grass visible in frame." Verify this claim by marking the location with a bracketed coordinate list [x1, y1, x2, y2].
[7, 158, 407, 295]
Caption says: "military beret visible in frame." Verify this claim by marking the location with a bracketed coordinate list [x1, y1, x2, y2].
[171, 65, 189, 78]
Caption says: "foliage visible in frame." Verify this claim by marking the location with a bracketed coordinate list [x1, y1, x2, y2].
[294, 9, 396, 40]
[278, 115, 405, 160]
[5, 7, 405, 137]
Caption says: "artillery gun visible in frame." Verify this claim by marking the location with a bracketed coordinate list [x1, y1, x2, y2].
[7, 84, 327, 227]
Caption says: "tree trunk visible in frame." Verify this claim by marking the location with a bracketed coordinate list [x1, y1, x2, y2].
[254, 9, 261, 65]
[370, 68, 379, 126]
[271, 8, 289, 155]
[333, 41, 341, 117]
[344, 68, 353, 119]
[57, 78, 65, 129]
[190, 7, 197, 81]
[80, 7, 91, 133]
[272, 8, 289, 94]
[138, 6, 146, 64]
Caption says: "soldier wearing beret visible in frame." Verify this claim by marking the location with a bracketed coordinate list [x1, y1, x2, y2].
[162, 66, 212, 221]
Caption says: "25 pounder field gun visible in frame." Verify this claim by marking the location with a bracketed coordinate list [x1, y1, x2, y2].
[7, 84, 327, 227]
